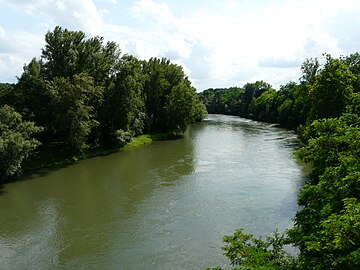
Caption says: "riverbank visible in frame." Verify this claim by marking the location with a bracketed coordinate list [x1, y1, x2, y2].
[21, 134, 153, 175]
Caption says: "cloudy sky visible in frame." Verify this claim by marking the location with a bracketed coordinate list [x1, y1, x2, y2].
[1, 0, 360, 91]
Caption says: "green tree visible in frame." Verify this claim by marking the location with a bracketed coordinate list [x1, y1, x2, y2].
[13, 58, 52, 130]
[341, 53, 360, 93]
[288, 113, 360, 269]
[164, 82, 198, 134]
[42, 26, 120, 87]
[254, 89, 277, 122]
[0, 105, 43, 180]
[300, 58, 319, 85]
[42, 26, 87, 78]
[142, 57, 194, 132]
[46, 73, 102, 152]
[309, 55, 354, 120]
[101, 55, 146, 137]
[207, 229, 297, 270]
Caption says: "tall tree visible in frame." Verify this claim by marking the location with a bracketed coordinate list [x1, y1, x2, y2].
[142, 57, 190, 132]
[42, 26, 120, 86]
[101, 55, 146, 136]
[309, 54, 354, 120]
[164, 82, 198, 134]
[300, 58, 320, 85]
[46, 73, 102, 152]
[0, 105, 42, 179]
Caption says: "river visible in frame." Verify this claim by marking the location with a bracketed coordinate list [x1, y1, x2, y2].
[0, 114, 305, 269]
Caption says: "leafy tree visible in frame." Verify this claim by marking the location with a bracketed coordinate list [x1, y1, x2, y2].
[300, 58, 319, 85]
[142, 57, 198, 132]
[309, 55, 355, 120]
[253, 89, 277, 122]
[207, 229, 298, 270]
[42, 26, 87, 79]
[42, 26, 120, 86]
[13, 58, 52, 131]
[341, 53, 360, 93]
[101, 55, 146, 136]
[275, 82, 308, 129]
[288, 112, 360, 269]
[0, 83, 15, 106]
[164, 82, 198, 134]
[0, 105, 42, 179]
[46, 73, 102, 152]
[193, 99, 208, 122]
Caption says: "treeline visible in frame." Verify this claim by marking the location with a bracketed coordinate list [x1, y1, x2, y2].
[207, 53, 360, 269]
[200, 54, 360, 129]
[0, 26, 206, 180]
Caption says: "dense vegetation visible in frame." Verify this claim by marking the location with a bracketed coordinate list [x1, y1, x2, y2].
[206, 53, 360, 269]
[0, 26, 207, 181]
[1, 25, 359, 269]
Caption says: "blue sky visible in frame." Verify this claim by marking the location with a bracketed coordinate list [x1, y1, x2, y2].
[1, 0, 360, 91]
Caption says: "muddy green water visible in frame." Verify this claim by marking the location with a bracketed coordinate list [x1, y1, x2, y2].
[0, 115, 304, 269]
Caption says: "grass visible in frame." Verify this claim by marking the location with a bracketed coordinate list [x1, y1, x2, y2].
[122, 134, 153, 150]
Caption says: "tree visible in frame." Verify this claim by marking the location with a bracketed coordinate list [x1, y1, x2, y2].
[42, 26, 120, 86]
[254, 89, 277, 122]
[341, 53, 360, 93]
[241, 81, 271, 117]
[46, 73, 102, 152]
[101, 55, 146, 137]
[300, 58, 319, 85]
[288, 113, 360, 269]
[13, 58, 52, 130]
[42, 26, 86, 79]
[309, 55, 354, 120]
[0, 105, 42, 180]
[164, 82, 198, 134]
[142, 57, 194, 132]
[207, 229, 297, 270]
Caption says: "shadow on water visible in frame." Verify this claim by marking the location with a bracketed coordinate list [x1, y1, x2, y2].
[0, 133, 189, 192]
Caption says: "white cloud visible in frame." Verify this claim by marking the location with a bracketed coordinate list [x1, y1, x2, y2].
[0, 27, 44, 82]
[0, 0, 103, 36]
[1, 0, 360, 90]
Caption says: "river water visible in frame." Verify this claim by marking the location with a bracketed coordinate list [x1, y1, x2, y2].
[0, 115, 304, 269]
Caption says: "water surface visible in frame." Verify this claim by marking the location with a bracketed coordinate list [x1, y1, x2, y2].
[0, 114, 304, 269]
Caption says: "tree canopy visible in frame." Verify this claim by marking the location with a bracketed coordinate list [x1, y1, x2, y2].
[0, 105, 42, 179]
[0, 26, 206, 181]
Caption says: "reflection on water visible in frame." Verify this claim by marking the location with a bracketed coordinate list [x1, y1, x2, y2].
[0, 114, 305, 269]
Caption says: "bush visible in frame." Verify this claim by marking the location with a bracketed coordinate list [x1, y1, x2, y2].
[112, 129, 132, 147]
[0, 105, 43, 180]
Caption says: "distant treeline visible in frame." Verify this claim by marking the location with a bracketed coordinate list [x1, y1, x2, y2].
[206, 53, 360, 270]
[200, 54, 360, 130]
[0, 26, 206, 180]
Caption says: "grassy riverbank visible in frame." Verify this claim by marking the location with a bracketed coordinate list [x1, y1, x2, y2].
[22, 134, 153, 174]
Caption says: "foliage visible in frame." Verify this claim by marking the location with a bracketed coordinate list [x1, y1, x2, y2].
[207, 229, 298, 270]
[288, 112, 360, 269]
[46, 73, 102, 152]
[0, 105, 42, 180]
[207, 53, 360, 270]
[101, 54, 146, 136]
[309, 54, 355, 120]
[112, 129, 133, 147]
[199, 87, 244, 115]
[0, 26, 206, 176]
[164, 82, 198, 133]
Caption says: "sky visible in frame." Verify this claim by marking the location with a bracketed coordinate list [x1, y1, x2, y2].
[0, 0, 360, 91]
